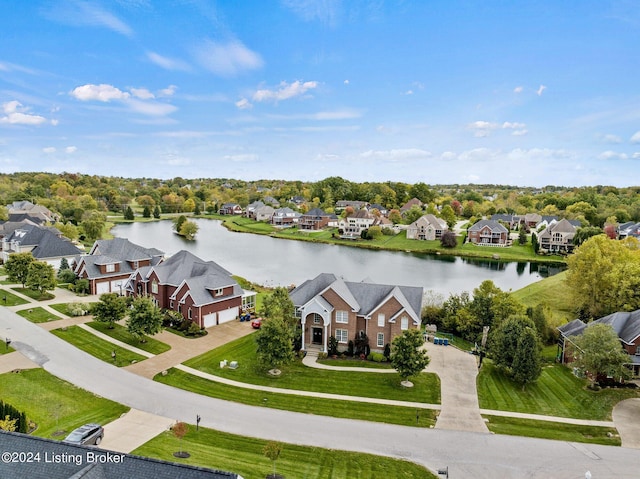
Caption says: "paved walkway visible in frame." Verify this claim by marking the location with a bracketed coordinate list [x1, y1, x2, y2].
[0, 281, 634, 444]
[100, 409, 175, 453]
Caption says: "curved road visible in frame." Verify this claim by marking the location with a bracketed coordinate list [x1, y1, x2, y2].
[1, 308, 637, 478]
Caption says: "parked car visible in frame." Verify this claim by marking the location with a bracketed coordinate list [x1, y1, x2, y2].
[251, 317, 263, 329]
[63, 423, 104, 445]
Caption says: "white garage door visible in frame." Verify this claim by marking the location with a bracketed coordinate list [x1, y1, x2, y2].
[203, 312, 217, 328]
[96, 281, 110, 294]
[217, 307, 239, 324]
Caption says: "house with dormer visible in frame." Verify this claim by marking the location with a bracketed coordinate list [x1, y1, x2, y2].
[74, 238, 164, 295]
[126, 250, 254, 328]
[406, 214, 448, 240]
[1, 223, 82, 268]
[6, 200, 58, 224]
[289, 273, 423, 354]
[219, 203, 243, 215]
[338, 209, 376, 238]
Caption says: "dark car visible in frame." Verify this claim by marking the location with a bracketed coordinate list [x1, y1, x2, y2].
[63, 423, 104, 445]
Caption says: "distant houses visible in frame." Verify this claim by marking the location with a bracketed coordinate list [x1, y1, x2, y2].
[406, 215, 448, 241]
[467, 220, 509, 246]
[1, 223, 82, 268]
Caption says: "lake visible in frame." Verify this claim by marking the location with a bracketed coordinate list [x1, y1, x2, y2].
[112, 219, 561, 296]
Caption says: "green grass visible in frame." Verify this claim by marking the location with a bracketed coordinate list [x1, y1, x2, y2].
[0, 345, 15, 355]
[483, 415, 620, 446]
[16, 306, 63, 323]
[316, 357, 394, 369]
[477, 361, 639, 420]
[184, 334, 440, 404]
[156, 368, 438, 428]
[0, 368, 128, 438]
[134, 426, 437, 479]
[512, 270, 575, 325]
[51, 325, 147, 367]
[0, 290, 29, 306]
[86, 321, 171, 354]
[11, 287, 54, 301]
[48, 302, 96, 317]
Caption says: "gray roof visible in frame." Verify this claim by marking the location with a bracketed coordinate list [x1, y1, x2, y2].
[174, 274, 243, 306]
[558, 309, 640, 345]
[289, 273, 423, 321]
[3, 224, 82, 259]
[0, 430, 237, 479]
[92, 238, 164, 263]
[302, 208, 329, 217]
[468, 219, 508, 233]
[150, 250, 231, 286]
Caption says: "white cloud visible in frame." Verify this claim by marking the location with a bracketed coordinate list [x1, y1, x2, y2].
[130, 88, 155, 100]
[65, 146, 78, 154]
[281, 0, 341, 26]
[223, 154, 258, 162]
[601, 134, 622, 144]
[630, 131, 640, 143]
[43, 1, 133, 37]
[633, 152, 640, 160]
[253, 80, 318, 102]
[71, 84, 130, 102]
[158, 85, 177, 97]
[511, 129, 528, 136]
[502, 121, 526, 129]
[147, 52, 191, 71]
[599, 150, 628, 160]
[359, 148, 432, 162]
[536, 84, 547, 96]
[468, 120, 498, 137]
[193, 39, 263, 77]
[43, 147, 56, 154]
[235, 98, 253, 110]
[441, 151, 457, 161]
[513, 86, 523, 93]
[405, 90, 414, 95]
[1, 101, 48, 125]
[344, 79, 350, 85]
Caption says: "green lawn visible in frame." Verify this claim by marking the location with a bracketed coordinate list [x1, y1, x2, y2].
[183, 334, 440, 404]
[16, 306, 63, 323]
[11, 287, 55, 301]
[134, 426, 437, 479]
[512, 270, 575, 325]
[482, 415, 620, 446]
[51, 325, 147, 367]
[0, 369, 128, 438]
[48, 302, 95, 317]
[156, 368, 438, 428]
[0, 290, 29, 306]
[0, 345, 15, 355]
[86, 321, 171, 354]
[477, 361, 639, 420]
[317, 357, 393, 369]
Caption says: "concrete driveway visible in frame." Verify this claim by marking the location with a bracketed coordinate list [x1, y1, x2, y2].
[612, 398, 640, 448]
[100, 409, 175, 453]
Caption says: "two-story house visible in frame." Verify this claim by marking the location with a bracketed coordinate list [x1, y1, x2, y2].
[537, 218, 577, 253]
[467, 220, 509, 246]
[289, 273, 423, 354]
[270, 207, 300, 227]
[406, 214, 448, 240]
[219, 203, 243, 215]
[74, 238, 164, 295]
[298, 208, 333, 231]
[338, 209, 376, 238]
[1, 223, 82, 268]
[126, 250, 254, 328]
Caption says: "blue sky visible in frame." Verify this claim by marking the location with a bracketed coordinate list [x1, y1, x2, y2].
[1, 1, 640, 187]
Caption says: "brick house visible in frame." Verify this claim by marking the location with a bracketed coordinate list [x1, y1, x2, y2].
[74, 238, 164, 295]
[298, 208, 332, 230]
[126, 250, 254, 328]
[289, 273, 423, 353]
[467, 219, 509, 246]
[270, 207, 300, 227]
[219, 203, 243, 215]
[558, 309, 640, 377]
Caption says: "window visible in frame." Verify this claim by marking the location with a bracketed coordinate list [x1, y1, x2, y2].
[178, 304, 182, 314]
[377, 333, 384, 348]
[312, 313, 322, 324]
[151, 281, 158, 294]
[294, 307, 302, 318]
[401, 316, 409, 330]
[106, 263, 115, 273]
[188, 308, 192, 320]
[336, 311, 348, 323]
[214, 288, 224, 297]
[636, 346, 640, 356]
[336, 329, 348, 343]
[170, 300, 174, 308]
[377, 313, 385, 327]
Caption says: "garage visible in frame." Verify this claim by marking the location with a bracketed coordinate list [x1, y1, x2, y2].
[217, 307, 239, 325]
[96, 281, 110, 294]
[202, 312, 217, 328]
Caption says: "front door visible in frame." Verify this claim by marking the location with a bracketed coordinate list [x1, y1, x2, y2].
[312, 327, 323, 344]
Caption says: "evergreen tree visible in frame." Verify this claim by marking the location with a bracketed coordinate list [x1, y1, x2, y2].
[153, 205, 161, 219]
[512, 327, 541, 389]
[124, 206, 134, 220]
[142, 206, 151, 218]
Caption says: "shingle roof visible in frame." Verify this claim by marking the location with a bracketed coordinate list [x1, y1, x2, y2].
[289, 273, 423, 322]
[3, 224, 82, 259]
[558, 309, 640, 345]
[468, 219, 508, 233]
[92, 238, 163, 263]
[0, 430, 238, 479]
[150, 250, 231, 286]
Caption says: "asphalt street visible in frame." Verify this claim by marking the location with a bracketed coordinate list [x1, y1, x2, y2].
[1, 307, 638, 478]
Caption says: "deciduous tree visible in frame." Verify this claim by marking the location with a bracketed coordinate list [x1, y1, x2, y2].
[92, 293, 127, 329]
[390, 329, 430, 384]
[126, 296, 163, 341]
[255, 317, 295, 372]
[25, 261, 56, 295]
[5, 252, 35, 287]
[179, 220, 199, 240]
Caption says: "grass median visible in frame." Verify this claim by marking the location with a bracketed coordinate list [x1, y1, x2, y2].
[155, 368, 438, 428]
[134, 425, 438, 479]
[0, 368, 128, 438]
[16, 306, 64, 323]
[86, 321, 171, 355]
[51, 325, 147, 367]
[184, 334, 440, 404]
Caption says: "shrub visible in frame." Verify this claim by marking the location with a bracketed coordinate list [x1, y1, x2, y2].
[372, 352, 386, 362]
[440, 230, 457, 248]
[68, 302, 90, 316]
[383, 343, 391, 360]
[347, 340, 354, 356]
[317, 352, 328, 360]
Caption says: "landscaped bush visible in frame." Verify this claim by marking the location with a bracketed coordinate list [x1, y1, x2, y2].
[0, 400, 28, 433]
[370, 352, 386, 362]
[68, 302, 90, 316]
